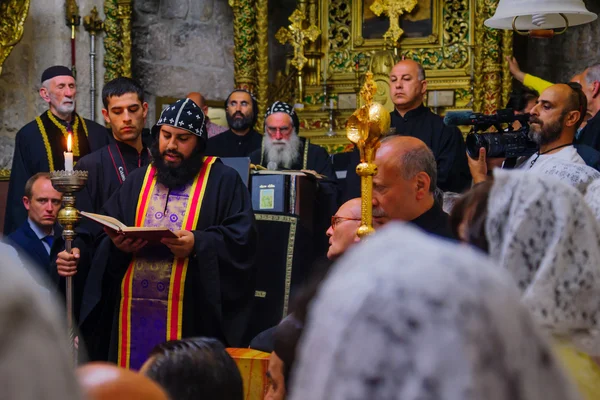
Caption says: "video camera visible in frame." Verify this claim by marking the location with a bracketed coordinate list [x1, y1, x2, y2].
[443, 109, 537, 159]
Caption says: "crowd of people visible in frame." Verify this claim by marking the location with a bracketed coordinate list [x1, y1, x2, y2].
[2, 55, 600, 399]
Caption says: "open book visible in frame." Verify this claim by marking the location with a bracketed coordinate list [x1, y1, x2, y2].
[250, 167, 325, 179]
[80, 211, 178, 241]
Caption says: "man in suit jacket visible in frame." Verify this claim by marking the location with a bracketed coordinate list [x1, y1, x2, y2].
[5, 172, 62, 281]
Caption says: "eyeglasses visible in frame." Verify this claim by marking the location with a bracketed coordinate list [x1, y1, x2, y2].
[331, 215, 362, 230]
[266, 126, 292, 136]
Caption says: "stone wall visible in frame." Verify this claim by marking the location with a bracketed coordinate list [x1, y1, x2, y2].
[518, 0, 600, 84]
[0, 0, 106, 170]
[132, 0, 235, 125]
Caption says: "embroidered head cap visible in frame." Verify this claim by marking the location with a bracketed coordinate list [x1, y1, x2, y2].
[152, 98, 207, 140]
[41, 66, 74, 83]
[264, 101, 300, 133]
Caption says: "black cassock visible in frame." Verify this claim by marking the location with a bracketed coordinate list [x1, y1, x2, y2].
[343, 105, 471, 201]
[250, 138, 338, 258]
[75, 141, 152, 236]
[4, 111, 111, 234]
[205, 128, 263, 157]
[79, 161, 258, 361]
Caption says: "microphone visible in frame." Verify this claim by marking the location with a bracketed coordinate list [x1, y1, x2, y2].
[443, 111, 479, 126]
[267, 161, 278, 171]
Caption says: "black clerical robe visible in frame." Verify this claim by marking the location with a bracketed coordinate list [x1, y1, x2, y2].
[575, 113, 600, 151]
[343, 105, 471, 201]
[205, 128, 263, 157]
[4, 111, 111, 234]
[410, 201, 454, 240]
[75, 141, 152, 236]
[79, 160, 257, 362]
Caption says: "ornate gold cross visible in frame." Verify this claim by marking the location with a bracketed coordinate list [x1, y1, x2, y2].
[275, 9, 321, 71]
[370, 0, 418, 45]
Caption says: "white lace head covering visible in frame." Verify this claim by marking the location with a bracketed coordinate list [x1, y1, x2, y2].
[584, 178, 600, 223]
[487, 169, 600, 355]
[290, 223, 580, 400]
[529, 158, 600, 193]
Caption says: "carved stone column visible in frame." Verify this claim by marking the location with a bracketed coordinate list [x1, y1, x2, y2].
[0, 0, 30, 76]
[116, 0, 132, 78]
[256, 0, 268, 130]
[473, 0, 512, 114]
[230, 0, 257, 92]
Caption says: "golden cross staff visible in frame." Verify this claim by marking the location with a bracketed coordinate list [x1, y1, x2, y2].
[346, 72, 390, 238]
[275, 9, 321, 103]
[370, 0, 418, 46]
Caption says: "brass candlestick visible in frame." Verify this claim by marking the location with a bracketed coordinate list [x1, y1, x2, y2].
[346, 72, 390, 238]
[50, 170, 88, 365]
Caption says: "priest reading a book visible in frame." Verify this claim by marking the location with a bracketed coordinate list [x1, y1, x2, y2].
[56, 98, 258, 369]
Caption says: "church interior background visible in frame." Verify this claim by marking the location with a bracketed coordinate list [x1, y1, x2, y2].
[0, 0, 599, 230]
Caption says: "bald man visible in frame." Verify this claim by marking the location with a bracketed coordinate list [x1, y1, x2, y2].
[372, 136, 454, 239]
[77, 362, 169, 400]
[343, 60, 470, 202]
[325, 198, 387, 260]
[187, 92, 227, 138]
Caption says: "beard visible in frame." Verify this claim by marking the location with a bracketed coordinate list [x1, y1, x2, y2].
[226, 110, 254, 131]
[150, 140, 205, 189]
[53, 97, 75, 116]
[263, 130, 302, 169]
[528, 114, 564, 146]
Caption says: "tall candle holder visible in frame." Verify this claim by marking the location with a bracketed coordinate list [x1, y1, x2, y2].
[50, 169, 88, 365]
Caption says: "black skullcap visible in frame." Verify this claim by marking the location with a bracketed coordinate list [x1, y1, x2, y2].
[41, 66, 73, 83]
[152, 98, 207, 140]
[265, 101, 300, 133]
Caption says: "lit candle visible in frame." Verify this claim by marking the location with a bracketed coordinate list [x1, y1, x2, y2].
[64, 133, 73, 171]
[330, 98, 334, 110]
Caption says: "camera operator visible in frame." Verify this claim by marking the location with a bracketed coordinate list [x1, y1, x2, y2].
[469, 83, 594, 184]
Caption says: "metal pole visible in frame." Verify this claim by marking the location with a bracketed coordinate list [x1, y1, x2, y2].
[90, 33, 96, 120]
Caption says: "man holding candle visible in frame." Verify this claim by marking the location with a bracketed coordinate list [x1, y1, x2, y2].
[58, 98, 257, 366]
[4, 65, 111, 235]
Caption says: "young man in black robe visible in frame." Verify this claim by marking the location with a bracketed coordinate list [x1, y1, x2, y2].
[4, 66, 111, 234]
[57, 98, 257, 368]
[75, 77, 152, 232]
[343, 59, 471, 201]
[250, 101, 338, 258]
[205, 89, 262, 157]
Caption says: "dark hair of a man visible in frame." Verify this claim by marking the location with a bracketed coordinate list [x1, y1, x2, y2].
[563, 82, 588, 130]
[146, 337, 243, 400]
[273, 315, 303, 387]
[449, 180, 493, 252]
[102, 76, 144, 109]
[24, 172, 52, 198]
[506, 86, 538, 113]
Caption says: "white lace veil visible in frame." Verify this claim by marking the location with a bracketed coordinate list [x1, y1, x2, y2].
[584, 178, 600, 223]
[487, 169, 600, 356]
[530, 158, 600, 193]
[290, 223, 580, 400]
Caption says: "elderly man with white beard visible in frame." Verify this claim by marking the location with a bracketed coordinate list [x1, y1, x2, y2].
[250, 101, 338, 256]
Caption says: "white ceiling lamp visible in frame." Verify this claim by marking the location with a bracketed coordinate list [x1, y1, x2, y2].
[485, 0, 597, 37]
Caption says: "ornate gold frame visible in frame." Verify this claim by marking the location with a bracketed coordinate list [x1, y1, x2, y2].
[352, 0, 441, 49]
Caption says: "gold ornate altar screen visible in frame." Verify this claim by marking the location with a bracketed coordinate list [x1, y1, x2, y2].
[98, 0, 513, 152]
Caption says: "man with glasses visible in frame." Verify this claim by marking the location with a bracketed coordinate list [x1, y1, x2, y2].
[326, 198, 388, 260]
[205, 89, 262, 157]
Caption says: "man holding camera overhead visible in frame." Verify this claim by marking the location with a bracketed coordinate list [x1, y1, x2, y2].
[469, 83, 599, 184]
